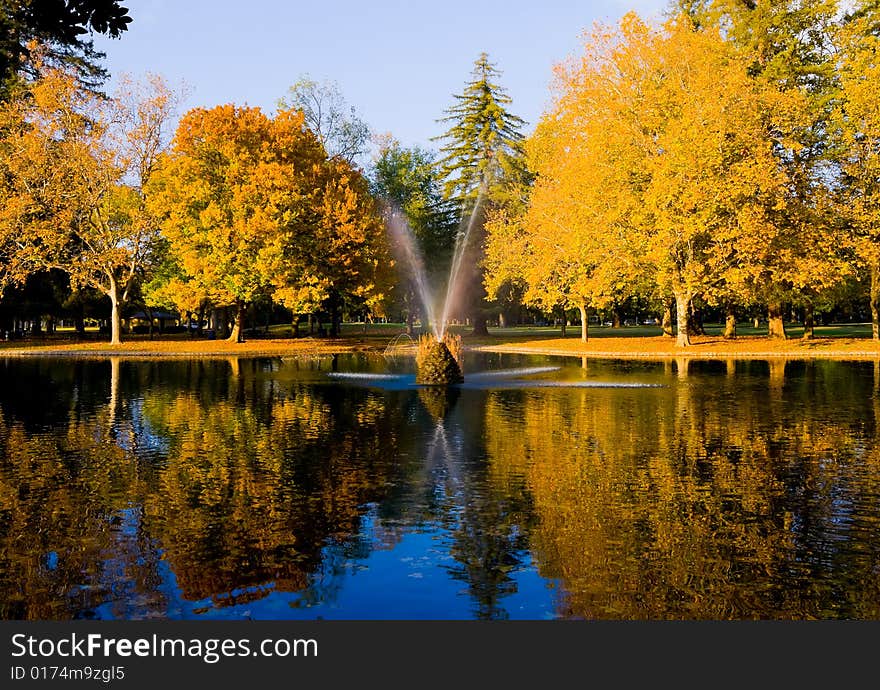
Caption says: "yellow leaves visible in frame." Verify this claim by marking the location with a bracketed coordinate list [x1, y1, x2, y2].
[518, 14, 795, 308]
[0, 66, 177, 305]
[836, 12, 880, 269]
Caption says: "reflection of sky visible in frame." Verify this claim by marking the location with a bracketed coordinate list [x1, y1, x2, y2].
[92, 511, 560, 621]
[114, 398, 170, 457]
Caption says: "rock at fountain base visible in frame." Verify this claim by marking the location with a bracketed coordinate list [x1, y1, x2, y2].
[416, 341, 463, 385]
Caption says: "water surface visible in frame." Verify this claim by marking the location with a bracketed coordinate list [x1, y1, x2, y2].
[2, 354, 879, 619]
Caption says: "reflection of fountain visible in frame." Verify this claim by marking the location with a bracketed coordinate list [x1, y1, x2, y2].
[418, 385, 461, 421]
[419, 386, 463, 490]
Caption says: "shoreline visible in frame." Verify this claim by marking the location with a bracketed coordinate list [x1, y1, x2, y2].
[3, 334, 880, 360]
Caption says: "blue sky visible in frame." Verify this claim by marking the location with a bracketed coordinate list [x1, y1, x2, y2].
[93, 0, 667, 152]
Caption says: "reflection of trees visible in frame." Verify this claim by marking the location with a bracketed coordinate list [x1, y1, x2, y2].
[438, 390, 537, 620]
[4, 356, 880, 619]
[482, 360, 880, 618]
[0, 358, 428, 617]
[0, 413, 152, 619]
[138, 371, 425, 606]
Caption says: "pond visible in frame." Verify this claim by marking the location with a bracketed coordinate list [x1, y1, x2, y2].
[1, 353, 879, 620]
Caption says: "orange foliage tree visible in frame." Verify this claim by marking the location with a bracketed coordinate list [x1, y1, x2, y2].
[148, 104, 389, 341]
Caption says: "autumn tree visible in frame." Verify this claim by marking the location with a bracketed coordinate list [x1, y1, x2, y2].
[485, 56, 650, 343]
[836, 1, 880, 338]
[518, 15, 788, 347]
[277, 76, 370, 167]
[673, 0, 849, 340]
[303, 157, 392, 337]
[147, 105, 329, 342]
[433, 53, 528, 335]
[149, 104, 389, 341]
[0, 66, 178, 344]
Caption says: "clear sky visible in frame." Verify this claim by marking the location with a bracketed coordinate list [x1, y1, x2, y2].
[93, 0, 668, 152]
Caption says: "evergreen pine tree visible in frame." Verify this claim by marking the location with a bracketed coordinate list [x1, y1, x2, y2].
[433, 53, 528, 335]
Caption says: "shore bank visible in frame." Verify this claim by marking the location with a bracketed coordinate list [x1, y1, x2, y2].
[470, 335, 880, 359]
[4, 333, 880, 359]
[0, 337, 377, 359]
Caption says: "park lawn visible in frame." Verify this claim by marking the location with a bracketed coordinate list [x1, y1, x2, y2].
[3, 322, 880, 358]
[0, 336, 376, 357]
[471, 333, 880, 358]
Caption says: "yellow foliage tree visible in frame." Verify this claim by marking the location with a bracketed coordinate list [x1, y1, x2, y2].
[0, 64, 178, 344]
[147, 105, 327, 342]
[149, 104, 389, 341]
[505, 14, 787, 346]
[837, 4, 880, 339]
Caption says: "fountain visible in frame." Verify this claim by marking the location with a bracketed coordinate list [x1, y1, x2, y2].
[384, 196, 484, 385]
[416, 333, 463, 385]
[324, 200, 667, 392]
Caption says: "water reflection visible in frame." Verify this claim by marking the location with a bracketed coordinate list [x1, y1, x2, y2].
[1, 355, 879, 619]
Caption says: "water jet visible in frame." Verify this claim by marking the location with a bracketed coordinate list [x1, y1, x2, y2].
[383, 196, 485, 384]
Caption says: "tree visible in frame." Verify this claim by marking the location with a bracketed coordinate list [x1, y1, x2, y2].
[149, 104, 389, 341]
[837, 1, 880, 339]
[0, 65, 178, 344]
[305, 157, 391, 336]
[0, 0, 132, 97]
[370, 138, 456, 334]
[277, 76, 370, 167]
[520, 15, 787, 347]
[433, 53, 528, 336]
[485, 60, 650, 343]
[673, 0, 849, 340]
[147, 104, 328, 342]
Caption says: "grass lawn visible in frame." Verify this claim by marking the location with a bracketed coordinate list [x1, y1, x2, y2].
[2, 321, 879, 358]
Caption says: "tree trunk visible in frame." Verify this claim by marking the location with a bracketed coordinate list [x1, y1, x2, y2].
[687, 302, 705, 336]
[674, 291, 692, 347]
[872, 265, 880, 340]
[292, 314, 300, 338]
[802, 302, 815, 341]
[308, 313, 315, 336]
[723, 305, 736, 339]
[767, 301, 787, 340]
[662, 300, 674, 337]
[499, 311, 507, 329]
[612, 308, 621, 329]
[329, 295, 341, 338]
[214, 307, 229, 339]
[471, 313, 489, 336]
[75, 314, 85, 338]
[578, 303, 589, 343]
[406, 310, 414, 336]
[108, 281, 122, 346]
[228, 301, 245, 343]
